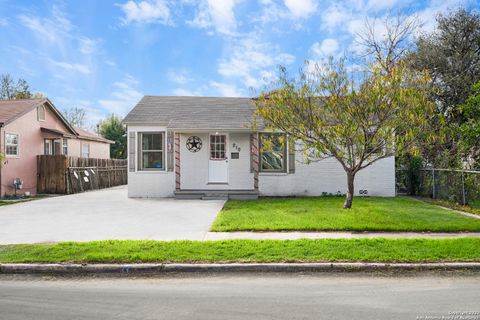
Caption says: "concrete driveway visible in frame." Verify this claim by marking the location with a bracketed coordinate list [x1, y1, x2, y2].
[0, 186, 224, 244]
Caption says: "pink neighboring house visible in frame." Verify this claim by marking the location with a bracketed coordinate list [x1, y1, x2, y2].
[0, 98, 113, 197]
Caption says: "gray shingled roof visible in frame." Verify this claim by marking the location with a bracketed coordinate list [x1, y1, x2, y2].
[123, 96, 262, 130]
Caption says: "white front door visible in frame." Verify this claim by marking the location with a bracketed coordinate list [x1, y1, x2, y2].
[208, 134, 228, 183]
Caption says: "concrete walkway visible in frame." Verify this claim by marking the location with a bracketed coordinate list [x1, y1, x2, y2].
[204, 231, 480, 240]
[0, 186, 224, 244]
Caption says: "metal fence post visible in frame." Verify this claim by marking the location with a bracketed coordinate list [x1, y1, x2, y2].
[461, 170, 466, 205]
[432, 168, 435, 199]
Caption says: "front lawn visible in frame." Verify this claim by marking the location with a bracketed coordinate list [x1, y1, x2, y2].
[211, 197, 480, 232]
[1, 238, 480, 263]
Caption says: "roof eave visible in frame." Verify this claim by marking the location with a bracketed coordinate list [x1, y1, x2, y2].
[77, 135, 115, 144]
[2, 98, 48, 127]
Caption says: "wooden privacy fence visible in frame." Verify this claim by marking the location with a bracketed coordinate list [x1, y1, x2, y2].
[37, 155, 127, 194]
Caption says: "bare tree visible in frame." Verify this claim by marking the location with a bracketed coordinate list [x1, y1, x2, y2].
[63, 107, 87, 128]
[0, 74, 33, 99]
[357, 12, 421, 73]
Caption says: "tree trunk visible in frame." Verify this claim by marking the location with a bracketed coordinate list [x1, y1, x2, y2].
[343, 171, 355, 209]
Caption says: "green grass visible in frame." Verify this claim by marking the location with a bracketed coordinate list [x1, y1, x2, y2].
[211, 197, 480, 232]
[419, 197, 480, 216]
[0, 239, 480, 263]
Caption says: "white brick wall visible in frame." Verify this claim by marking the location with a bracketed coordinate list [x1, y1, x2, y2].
[127, 127, 395, 198]
[259, 155, 395, 197]
[127, 125, 175, 198]
[180, 132, 254, 190]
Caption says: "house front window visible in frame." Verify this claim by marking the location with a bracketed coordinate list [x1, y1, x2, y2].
[139, 132, 164, 170]
[5, 133, 19, 156]
[81, 142, 90, 158]
[259, 133, 286, 172]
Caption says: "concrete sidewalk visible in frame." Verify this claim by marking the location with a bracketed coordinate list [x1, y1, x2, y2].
[204, 231, 480, 240]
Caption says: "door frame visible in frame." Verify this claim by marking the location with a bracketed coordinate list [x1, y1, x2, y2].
[208, 132, 229, 184]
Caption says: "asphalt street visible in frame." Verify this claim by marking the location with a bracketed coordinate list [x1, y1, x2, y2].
[1, 273, 479, 320]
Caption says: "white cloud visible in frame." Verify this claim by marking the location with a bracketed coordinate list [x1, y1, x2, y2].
[366, 0, 403, 11]
[311, 39, 340, 58]
[187, 0, 238, 35]
[210, 81, 243, 97]
[218, 34, 295, 89]
[105, 60, 117, 67]
[18, 7, 100, 57]
[167, 69, 193, 84]
[19, 14, 64, 44]
[79, 37, 100, 55]
[119, 0, 171, 25]
[415, 0, 467, 33]
[283, 0, 317, 19]
[48, 59, 91, 75]
[98, 75, 143, 115]
[172, 88, 203, 96]
[321, 4, 351, 31]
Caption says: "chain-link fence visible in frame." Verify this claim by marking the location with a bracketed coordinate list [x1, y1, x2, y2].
[396, 168, 480, 208]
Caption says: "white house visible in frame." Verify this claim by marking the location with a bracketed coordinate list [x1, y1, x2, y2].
[123, 96, 395, 199]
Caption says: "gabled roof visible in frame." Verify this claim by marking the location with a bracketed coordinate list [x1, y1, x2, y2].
[0, 98, 112, 144]
[123, 96, 261, 130]
[0, 98, 77, 135]
[0, 98, 45, 125]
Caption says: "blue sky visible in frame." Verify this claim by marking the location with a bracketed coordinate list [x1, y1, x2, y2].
[0, 0, 476, 125]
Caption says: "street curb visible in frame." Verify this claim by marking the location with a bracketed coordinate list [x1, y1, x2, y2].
[1, 262, 480, 275]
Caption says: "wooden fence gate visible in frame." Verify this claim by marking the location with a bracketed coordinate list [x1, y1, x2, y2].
[37, 155, 127, 194]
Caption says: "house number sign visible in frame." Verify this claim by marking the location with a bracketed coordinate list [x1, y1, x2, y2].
[232, 143, 241, 152]
[186, 136, 202, 153]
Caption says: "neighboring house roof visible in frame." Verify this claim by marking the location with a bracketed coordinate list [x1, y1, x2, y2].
[123, 96, 262, 130]
[0, 98, 45, 125]
[0, 98, 77, 135]
[74, 126, 114, 144]
[0, 98, 113, 144]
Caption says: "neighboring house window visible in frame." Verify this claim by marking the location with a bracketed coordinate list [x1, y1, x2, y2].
[138, 132, 164, 170]
[45, 139, 62, 155]
[81, 143, 90, 158]
[63, 138, 68, 155]
[37, 105, 46, 121]
[210, 135, 226, 160]
[44, 139, 52, 155]
[5, 133, 19, 156]
[259, 133, 287, 172]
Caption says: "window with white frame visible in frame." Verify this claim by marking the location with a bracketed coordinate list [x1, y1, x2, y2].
[210, 134, 226, 160]
[81, 142, 90, 158]
[259, 133, 287, 172]
[138, 132, 164, 170]
[44, 139, 52, 155]
[37, 105, 46, 121]
[63, 138, 68, 155]
[5, 133, 19, 156]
